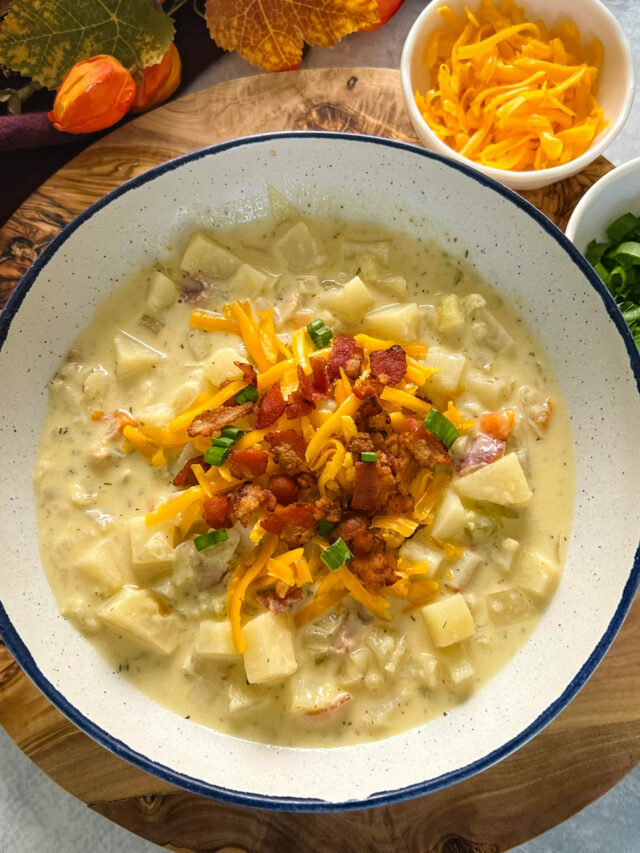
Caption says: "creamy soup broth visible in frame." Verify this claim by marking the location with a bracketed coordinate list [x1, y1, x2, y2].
[34, 199, 574, 747]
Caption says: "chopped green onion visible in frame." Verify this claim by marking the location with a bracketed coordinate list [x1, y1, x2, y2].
[235, 384, 258, 404]
[320, 537, 353, 571]
[612, 241, 640, 265]
[221, 426, 244, 441]
[307, 319, 334, 349]
[194, 529, 229, 551]
[360, 451, 377, 462]
[317, 519, 337, 537]
[204, 444, 230, 466]
[609, 265, 627, 289]
[593, 261, 611, 287]
[423, 409, 460, 449]
[606, 212, 640, 244]
[211, 435, 236, 448]
[585, 240, 610, 267]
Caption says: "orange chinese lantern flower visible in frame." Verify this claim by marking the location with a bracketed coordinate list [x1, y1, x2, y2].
[130, 43, 182, 114]
[360, 0, 405, 32]
[48, 55, 136, 134]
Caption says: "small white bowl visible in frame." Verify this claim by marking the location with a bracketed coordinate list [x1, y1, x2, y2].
[566, 156, 640, 251]
[400, 0, 635, 191]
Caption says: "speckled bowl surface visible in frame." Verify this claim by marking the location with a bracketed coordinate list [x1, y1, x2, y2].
[0, 133, 639, 811]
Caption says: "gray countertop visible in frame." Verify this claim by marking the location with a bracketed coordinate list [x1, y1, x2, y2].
[1, 1, 638, 850]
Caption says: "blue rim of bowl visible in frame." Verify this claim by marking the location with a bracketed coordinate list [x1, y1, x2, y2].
[1, 131, 639, 813]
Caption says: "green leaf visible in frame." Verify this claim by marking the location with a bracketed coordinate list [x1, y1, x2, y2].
[0, 0, 174, 90]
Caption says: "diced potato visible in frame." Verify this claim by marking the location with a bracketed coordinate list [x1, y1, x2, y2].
[443, 648, 475, 686]
[98, 587, 179, 654]
[113, 332, 166, 380]
[497, 537, 520, 572]
[187, 328, 212, 361]
[421, 593, 475, 647]
[82, 367, 110, 403]
[320, 275, 375, 321]
[399, 529, 444, 578]
[172, 374, 207, 412]
[446, 549, 482, 589]
[146, 270, 177, 317]
[288, 671, 343, 714]
[464, 368, 512, 408]
[411, 652, 443, 689]
[267, 185, 298, 224]
[227, 683, 269, 716]
[424, 347, 466, 393]
[467, 594, 494, 646]
[227, 263, 272, 297]
[195, 619, 240, 659]
[431, 488, 469, 540]
[437, 294, 465, 333]
[136, 402, 175, 429]
[74, 537, 126, 593]
[60, 596, 101, 634]
[202, 347, 244, 386]
[454, 453, 532, 507]
[128, 516, 175, 582]
[515, 549, 559, 597]
[486, 588, 536, 626]
[366, 626, 406, 674]
[364, 302, 419, 339]
[180, 232, 240, 280]
[275, 222, 325, 272]
[342, 239, 391, 264]
[242, 611, 297, 684]
[376, 274, 407, 297]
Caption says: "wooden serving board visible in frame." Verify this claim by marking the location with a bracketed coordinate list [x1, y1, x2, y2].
[1, 68, 638, 853]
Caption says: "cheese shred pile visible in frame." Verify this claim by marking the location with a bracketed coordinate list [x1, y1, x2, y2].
[416, 0, 607, 171]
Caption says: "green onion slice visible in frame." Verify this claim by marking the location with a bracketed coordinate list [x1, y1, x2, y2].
[585, 240, 610, 267]
[221, 426, 244, 441]
[360, 451, 377, 462]
[423, 408, 460, 449]
[204, 444, 230, 466]
[211, 435, 236, 448]
[593, 261, 611, 287]
[606, 212, 640, 244]
[317, 519, 337, 537]
[320, 537, 353, 571]
[307, 319, 334, 349]
[612, 241, 640, 265]
[235, 385, 259, 404]
[194, 529, 229, 551]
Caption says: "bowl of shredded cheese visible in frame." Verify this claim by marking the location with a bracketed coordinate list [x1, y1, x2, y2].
[400, 0, 634, 190]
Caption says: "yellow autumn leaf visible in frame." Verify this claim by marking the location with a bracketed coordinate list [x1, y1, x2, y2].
[205, 0, 380, 72]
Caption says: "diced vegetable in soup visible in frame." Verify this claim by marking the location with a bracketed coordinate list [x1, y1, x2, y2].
[34, 193, 575, 747]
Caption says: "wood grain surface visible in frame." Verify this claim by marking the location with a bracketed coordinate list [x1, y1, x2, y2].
[1, 68, 638, 853]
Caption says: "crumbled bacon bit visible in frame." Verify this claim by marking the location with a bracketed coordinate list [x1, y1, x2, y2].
[172, 454, 209, 488]
[202, 494, 233, 528]
[353, 377, 383, 400]
[256, 382, 286, 428]
[355, 394, 390, 432]
[258, 586, 304, 613]
[369, 345, 407, 385]
[402, 417, 451, 468]
[295, 471, 317, 490]
[235, 361, 257, 386]
[232, 483, 276, 527]
[311, 357, 330, 397]
[335, 516, 395, 589]
[261, 502, 317, 547]
[187, 402, 255, 437]
[348, 432, 376, 454]
[285, 362, 330, 419]
[227, 447, 269, 481]
[269, 474, 300, 506]
[458, 433, 505, 472]
[350, 552, 396, 589]
[265, 429, 308, 473]
[327, 336, 364, 381]
[314, 496, 343, 523]
[351, 458, 397, 514]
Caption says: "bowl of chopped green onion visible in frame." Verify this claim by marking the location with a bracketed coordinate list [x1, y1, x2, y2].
[566, 157, 640, 350]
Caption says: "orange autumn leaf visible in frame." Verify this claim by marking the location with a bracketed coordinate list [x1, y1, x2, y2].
[205, 0, 380, 72]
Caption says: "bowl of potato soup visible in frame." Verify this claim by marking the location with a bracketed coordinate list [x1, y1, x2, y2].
[0, 133, 639, 811]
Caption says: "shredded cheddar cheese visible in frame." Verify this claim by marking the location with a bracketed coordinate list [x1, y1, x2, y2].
[189, 309, 240, 335]
[416, 1, 607, 171]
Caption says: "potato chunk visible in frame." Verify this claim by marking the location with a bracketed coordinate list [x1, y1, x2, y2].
[421, 593, 475, 647]
[437, 294, 465, 333]
[146, 270, 177, 317]
[320, 275, 375, 321]
[454, 453, 532, 507]
[399, 528, 444, 578]
[99, 588, 179, 654]
[288, 671, 344, 714]
[423, 347, 466, 393]
[113, 332, 166, 380]
[195, 620, 240, 659]
[431, 488, 469, 540]
[516, 550, 559, 598]
[226, 263, 272, 297]
[275, 222, 325, 272]
[74, 537, 126, 593]
[128, 516, 175, 582]
[180, 232, 240, 280]
[364, 302, 419, 340]
[202, 347, 244, 386]
[242, 612, 297, 684]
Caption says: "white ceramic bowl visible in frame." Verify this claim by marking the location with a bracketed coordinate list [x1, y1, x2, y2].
[400, 0, 634, 191]
[566, 156, 640, 251]
[1, 133, 639, 811]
